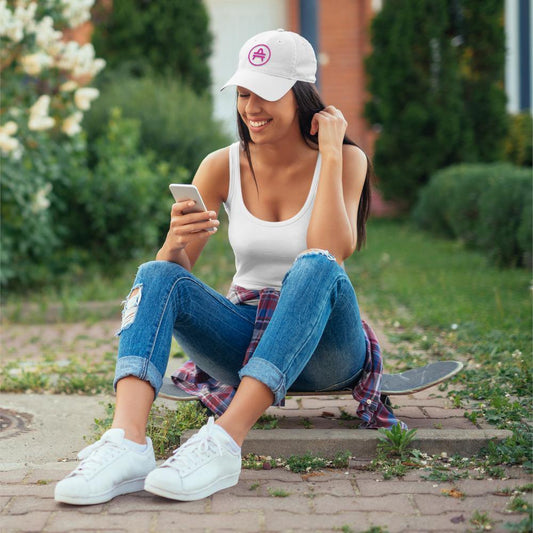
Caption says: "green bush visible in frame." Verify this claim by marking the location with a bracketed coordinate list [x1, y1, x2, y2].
[445, 166, 500, 247]
[1, 109, 189, 291]
[84, 75, 230, 177]
[365, 0, 468, 206]
[72, 108, 188, 264]
[477, 171, 532, 266]
[92, 0, 212, 93]
[412, 163, 532, 267]
[517, 198, 532, 267]
[365, 0, 508, 206]
[409, 168, 457, 239]
[0, 134, 89, 287]
[505, 112, 533, 167]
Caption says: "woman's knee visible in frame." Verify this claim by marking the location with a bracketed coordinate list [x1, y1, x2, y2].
[280, 249, 347, 296]
[127, 261, 193, 310]
[136, 260, 189, 282]
[288, 248, 338, 278]
[297, 248, 337, 263]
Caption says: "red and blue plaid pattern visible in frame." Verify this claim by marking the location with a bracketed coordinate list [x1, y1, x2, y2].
[171, 286, 406, 429]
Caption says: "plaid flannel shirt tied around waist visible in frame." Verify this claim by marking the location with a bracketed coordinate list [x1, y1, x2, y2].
[171, 285, 406, 429]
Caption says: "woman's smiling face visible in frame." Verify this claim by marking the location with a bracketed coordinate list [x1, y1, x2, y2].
[237, 87, 300, 143]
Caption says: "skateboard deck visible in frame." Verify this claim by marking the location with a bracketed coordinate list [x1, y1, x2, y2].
[159, 361, 463, 401]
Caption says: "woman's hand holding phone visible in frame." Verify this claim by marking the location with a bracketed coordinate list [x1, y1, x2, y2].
[166, 184, 219, 252]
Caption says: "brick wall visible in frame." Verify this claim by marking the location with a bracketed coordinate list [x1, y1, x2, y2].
[287, 0, 375, 154]
[287, 0, 396, 216]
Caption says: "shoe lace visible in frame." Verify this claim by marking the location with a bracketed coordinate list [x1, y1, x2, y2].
[163, 418, 223, 474]
[69, 437, 124, 478]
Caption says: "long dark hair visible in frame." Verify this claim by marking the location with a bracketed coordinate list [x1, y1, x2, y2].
[236, 81, 372, 250]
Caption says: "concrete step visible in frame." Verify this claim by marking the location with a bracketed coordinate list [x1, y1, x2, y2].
[182, 428, 512, 459]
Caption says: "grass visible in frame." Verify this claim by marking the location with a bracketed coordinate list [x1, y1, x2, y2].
[469, 510, 494, 532]
[350, 219, 531, 342]
[0, 353, 117, 394]
[90, 401, 209, 460]
[253, 414, 280, 430]
[348, 219, 532, 473]
[267, 487, 290, 497]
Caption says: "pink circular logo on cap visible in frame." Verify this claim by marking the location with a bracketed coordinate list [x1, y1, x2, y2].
[248, 44, 271, 66]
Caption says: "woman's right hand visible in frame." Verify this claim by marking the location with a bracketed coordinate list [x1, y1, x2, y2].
[166, 200, 220, 252]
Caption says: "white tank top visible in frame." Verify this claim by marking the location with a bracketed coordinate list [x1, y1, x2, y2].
[223, 141, 322, 291]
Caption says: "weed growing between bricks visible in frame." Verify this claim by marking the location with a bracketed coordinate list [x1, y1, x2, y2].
[89, 401, 209, 459]
[0, 353, 116, 394]
[241, 450, 352, 473]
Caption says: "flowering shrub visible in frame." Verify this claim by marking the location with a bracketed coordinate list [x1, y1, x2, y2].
[0, 0, 105, 288]
[1, 132, 89, 286]
[0, 0, 105, 156]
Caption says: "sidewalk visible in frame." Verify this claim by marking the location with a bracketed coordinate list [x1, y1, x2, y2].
[0, 390, 529, 533]
[1, 314, 530, 532]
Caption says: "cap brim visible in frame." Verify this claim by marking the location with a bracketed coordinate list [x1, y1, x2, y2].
[221, 69, 296, 102]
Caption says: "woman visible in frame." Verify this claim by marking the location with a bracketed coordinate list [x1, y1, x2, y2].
[55, 29, 394, 506]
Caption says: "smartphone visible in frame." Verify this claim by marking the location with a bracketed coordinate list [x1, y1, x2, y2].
[169, 183, 215, 232]
[169, 184, 208, 214]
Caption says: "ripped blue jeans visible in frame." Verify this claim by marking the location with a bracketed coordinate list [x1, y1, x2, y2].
[114, 250, 367, 405]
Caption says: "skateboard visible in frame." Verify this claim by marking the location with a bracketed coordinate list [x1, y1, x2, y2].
[159, 360, 463, 401]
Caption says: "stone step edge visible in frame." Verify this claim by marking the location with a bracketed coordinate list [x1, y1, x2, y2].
[182, 428, 512, 458]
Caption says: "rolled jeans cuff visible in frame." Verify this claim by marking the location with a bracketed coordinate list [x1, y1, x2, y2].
[239, 357, 286, 405]
[113, 355, 163, 398]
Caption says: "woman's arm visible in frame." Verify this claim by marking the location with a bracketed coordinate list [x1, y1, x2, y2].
[306, 106, 367, 262]
[156, 147, 229, 270]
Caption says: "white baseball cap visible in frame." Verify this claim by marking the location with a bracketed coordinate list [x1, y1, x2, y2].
[221, 29, 317, 102]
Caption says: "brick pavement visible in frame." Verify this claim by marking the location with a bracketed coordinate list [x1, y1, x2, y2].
[1, 389, 531, 533]
[0, 460, 530, 532]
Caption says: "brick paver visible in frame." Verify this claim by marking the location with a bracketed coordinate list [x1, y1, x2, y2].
[1, 462, 530, 532]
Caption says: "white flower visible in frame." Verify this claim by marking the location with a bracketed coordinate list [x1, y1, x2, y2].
[72, 43, 96, 77]
[20, 52, 53, 76]
[31, 183, 52, 213]
[3, 17, 24, 42]
[55, 40, 105, 77]
[0, 1, 13, 37]
[1, 1, 36, 42]
[62, 112, 82, 136]
[13, 1, 37, 28]
[29, 94, 51, 118]
[61, 0, 94, 28]
[450, 323, 458, 330]
[29, 95, 55, 130]
[34, 15, 62, 53]
[1, 121, 18, 136]
[28, 115, 55, 131]
[74, 87, 99, 110]
[0, 132, 20, 153]
[91, 57, 106, 76]
[0, 121, 20, 157]
[60, 80, 78, 92]
[56, 40, 79, 70]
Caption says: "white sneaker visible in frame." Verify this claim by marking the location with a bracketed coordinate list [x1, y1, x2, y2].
[54, 429, 156, 505]
[144, 417, 241, 501]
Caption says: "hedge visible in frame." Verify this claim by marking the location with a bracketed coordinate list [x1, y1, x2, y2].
[412, 163, 532, 267]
